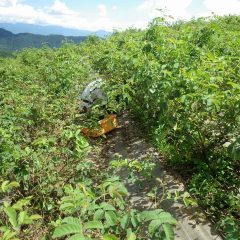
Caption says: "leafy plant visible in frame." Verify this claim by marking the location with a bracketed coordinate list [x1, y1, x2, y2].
[110, 158, 156, 184]
[0, 181, 41, 239]
[52, 179, 177, 240]
[83, 15, 240, 235]
[1, 14, 239, 239]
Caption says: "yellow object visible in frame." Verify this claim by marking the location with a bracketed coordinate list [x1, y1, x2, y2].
[81, 114, 118, 137]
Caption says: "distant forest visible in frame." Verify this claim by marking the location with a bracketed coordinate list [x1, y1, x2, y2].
[0, 28, 86, 56]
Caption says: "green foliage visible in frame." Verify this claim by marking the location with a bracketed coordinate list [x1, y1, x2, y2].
[0, 49, 12, 57]
[52, 179, 176, 240]
[0, 43, 93, 239]
[218, 216, 240, 240]
[1, 181, 20, 193]
[0, 181, 41, 239]
[110, 158, 156, 184]
[1, 14, 240, 239]
[82, 15, 240, 237]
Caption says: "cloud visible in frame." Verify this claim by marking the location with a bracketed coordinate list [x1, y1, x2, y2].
[98, 4, 107, 18]
[0, 0, 121, 30]
[137, 0, 154, 12]
[0, 1, 42, 24]
[50, 0, 75, 15]
[1, 0, 239, 31]
[137, 0, 193, 20]
[0, 0, 17, 7]
[136, 0, 240, 27]
[203, 0, 240, 16]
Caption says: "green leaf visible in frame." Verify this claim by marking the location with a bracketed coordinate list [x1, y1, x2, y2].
[12, 197, 32, 211]
[83, 220, 103, 230]
[1, 180, 10, 191]
[59, 202, 75, 210]
[139, 209, 164, 221]
[94, 209, 104, 220]
[68, 234, 89, 240]
[4, 207, 18, 228]
[1, 181, 20, 193]
[0, 226, 8, 232]
[3, 229, 18, 240]
[100, 202, 116, 211]
[162, 223, 174, 240]
[130, 215, 138, 228]
[62, 217, 81, 225]
[120, 214, 129, 229]
[126, 228, 136, 240]
[148, 220, 161, 235]
[18, 211, 29, 225]
[148, 213, 177, 236]
[102, 234, 119, 240]
[105, 211, 118, 227]
[29, 214, 42, 221]
[107, 183, 128, 199]
[52, 224, 82, 238]
[87, 204, 100, 211]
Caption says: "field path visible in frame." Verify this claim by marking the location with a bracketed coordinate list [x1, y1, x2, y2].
[101, 112, 222, 240]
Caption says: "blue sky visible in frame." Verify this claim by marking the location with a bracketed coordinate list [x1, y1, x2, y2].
[0, 0, 239, 31]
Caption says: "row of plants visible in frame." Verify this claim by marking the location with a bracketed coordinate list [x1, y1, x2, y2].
[1, 14, 239, 239]
[79, 15, 240, 238]
[0, 43, 92, 239]
[1, 177, 177, 240]
[0, 43, 177, 239]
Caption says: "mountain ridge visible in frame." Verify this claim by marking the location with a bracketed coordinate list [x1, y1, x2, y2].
[0, 23, 110, 37]
[0, 27, 88, 53]
[0, 28, 13, 37]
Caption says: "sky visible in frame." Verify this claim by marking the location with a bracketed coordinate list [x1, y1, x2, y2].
[0, 0, 239, 31]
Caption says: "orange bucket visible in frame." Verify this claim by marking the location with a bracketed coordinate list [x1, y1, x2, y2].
[81, 114, 118, 137]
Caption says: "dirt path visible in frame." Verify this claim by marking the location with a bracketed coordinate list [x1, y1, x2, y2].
[101, 113, 222, 240]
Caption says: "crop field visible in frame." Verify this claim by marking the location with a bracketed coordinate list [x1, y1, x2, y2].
[0, 15, 239, 239]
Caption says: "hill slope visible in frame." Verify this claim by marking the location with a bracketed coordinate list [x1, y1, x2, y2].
[0, 28, 86, 52]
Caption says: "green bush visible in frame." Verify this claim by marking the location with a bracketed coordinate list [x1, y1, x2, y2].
[82, 15, 240, 236]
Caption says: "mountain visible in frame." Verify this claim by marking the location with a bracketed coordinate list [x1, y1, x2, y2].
[0, 28, 87, 52]
[0, 23, 110, 37]
[0, 28, 13, 37]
